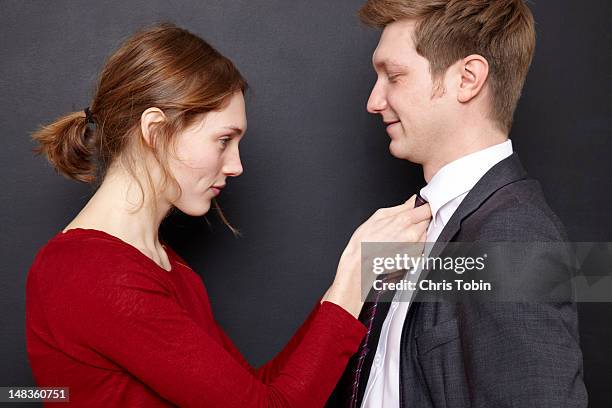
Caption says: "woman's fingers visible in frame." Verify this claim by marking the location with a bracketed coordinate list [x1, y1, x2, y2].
[405, 194, 417, 208]
[380, 198, 432, 223]
[363, 211, 430, 243]
[405, 218, 430, 242]
[379, 202, 431, 229]
[411, 202, 432, 222]
[355, 195, 432, 244]
[370, 195, 417, 219]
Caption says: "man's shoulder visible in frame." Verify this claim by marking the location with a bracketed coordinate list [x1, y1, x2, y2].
[461, 177, 568, 242]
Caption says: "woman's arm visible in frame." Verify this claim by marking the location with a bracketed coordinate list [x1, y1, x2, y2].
[321, 194, 432, 317]
[50, 259, 365, 408]
[214, 298, 337, 384]
[234, 194, 432, 384]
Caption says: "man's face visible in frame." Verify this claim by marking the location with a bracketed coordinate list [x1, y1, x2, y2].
[367, 19, 453, 164]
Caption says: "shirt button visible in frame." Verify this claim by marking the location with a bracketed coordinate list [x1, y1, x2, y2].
[374, 354, 381, 366]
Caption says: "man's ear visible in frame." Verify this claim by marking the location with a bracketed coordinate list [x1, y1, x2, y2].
[457, 54, 489, 103]
[140, 107, 167, 147]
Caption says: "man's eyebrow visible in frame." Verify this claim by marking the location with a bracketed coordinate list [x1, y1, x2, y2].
[373, 58, 409, 70]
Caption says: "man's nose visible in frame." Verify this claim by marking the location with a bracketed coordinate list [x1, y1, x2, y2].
[367, 80, 387, 114]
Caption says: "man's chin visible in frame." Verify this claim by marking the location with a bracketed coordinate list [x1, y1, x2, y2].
[388, 140, 411, 160]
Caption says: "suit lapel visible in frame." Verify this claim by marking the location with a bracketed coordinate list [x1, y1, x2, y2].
[351, 153, 529, 408]
[414, 152, 529, 299]
[398, 152, 529, 405]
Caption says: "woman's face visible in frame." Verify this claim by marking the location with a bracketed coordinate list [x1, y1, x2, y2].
[167, 92, 246, 216]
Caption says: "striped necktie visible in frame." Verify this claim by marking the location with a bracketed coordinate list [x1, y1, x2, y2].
[328, 193, 428, 407]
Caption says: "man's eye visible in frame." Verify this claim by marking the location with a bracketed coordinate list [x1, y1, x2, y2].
[387, 73, 401, 82]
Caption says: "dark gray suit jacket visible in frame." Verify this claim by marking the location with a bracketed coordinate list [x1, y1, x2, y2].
[330, 153, 588, 408]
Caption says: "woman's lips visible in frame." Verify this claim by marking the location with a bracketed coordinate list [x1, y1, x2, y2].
[210, 187, 222, 196]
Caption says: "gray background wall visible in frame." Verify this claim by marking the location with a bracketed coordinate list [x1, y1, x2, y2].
[1, 0, 610, 406]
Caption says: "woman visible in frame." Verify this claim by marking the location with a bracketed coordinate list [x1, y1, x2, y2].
[26, 23, 430, 407]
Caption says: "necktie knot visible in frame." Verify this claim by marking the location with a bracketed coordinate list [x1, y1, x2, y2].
[415, 192, 428, 208]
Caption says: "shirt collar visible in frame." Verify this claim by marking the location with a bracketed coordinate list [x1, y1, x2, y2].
[419, 139, 513, 225]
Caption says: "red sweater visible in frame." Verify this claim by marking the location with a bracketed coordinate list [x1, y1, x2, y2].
[26, 228, 366, 407]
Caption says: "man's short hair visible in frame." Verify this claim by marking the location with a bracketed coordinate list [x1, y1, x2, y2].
[360, 0, 536, 133]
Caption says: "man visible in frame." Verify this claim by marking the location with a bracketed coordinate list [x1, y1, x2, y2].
[328, 1, 587, 407]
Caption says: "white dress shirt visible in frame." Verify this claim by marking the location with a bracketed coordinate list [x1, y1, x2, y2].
[361, 139, 514, 408]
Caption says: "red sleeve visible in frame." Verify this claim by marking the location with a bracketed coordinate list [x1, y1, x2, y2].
[51, 257, 366, 408]
[214, 299, 347, 384]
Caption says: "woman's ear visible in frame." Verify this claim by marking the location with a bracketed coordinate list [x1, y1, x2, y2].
[457, 54, 489, 103]
[140, 107, 167, 147]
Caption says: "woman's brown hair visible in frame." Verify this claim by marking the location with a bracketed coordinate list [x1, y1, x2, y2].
[31, 22, 247, 231]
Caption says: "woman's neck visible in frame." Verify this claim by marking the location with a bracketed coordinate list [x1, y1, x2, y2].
[64, 165, 171, 256]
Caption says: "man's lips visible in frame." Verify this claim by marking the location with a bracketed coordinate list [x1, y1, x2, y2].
[384, 120, 400, 130]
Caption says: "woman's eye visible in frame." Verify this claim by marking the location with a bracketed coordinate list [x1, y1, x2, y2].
[219, 137, 231, 148]
[387, 73, 400, 82]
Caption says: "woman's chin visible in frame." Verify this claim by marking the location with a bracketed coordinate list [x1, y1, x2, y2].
[175, 199, 212, 217]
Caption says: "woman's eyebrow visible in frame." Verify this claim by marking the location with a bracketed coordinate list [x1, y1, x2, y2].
[222, 126, 244, 135]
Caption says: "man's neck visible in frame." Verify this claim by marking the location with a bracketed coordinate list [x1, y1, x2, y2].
[422, 129, 508, 183]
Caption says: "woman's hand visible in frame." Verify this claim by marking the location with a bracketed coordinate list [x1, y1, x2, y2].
[322, 194, 432, 317]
